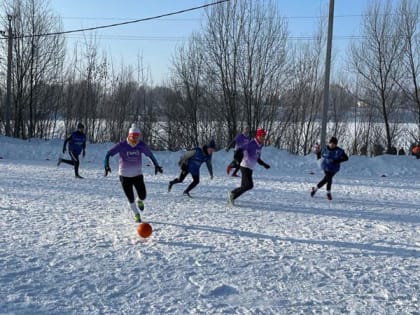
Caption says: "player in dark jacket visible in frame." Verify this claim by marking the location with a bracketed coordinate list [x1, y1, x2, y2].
[226, 126, 250, 177]
[311, 136, 348, 200]
[168, 140, 215, 197]
[57, 123, 87, 178]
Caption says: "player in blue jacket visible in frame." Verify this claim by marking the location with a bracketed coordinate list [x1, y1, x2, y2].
[311, 136, 348, 200]
[57, 123, 86, 178]
[168, 140, 215, 197]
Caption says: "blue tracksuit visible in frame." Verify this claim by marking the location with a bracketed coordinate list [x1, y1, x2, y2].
[187, 147, 213, 176]
[63, 131, 86, 156]
[320, 145, 348, 173]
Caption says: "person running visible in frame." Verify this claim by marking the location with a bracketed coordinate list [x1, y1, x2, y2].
[227, 128, 270, 205]
[57, 122, 86, 178]
[311, 136, 348, 200]
[104, 124, 163, 223]
[168, 140, 215, 198]
[226, 126, 250, 177]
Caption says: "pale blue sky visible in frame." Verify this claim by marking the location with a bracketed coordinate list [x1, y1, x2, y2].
[50, 0, 399, 84]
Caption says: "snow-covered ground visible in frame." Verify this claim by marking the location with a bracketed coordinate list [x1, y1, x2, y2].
[1, 136, 419, 314]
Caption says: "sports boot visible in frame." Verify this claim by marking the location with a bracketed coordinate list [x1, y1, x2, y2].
[168, 181, 174, 192]
[183, 191, 192, 198]
[326, 192, 332, 200]
[227, 191, 235, 205]
[129, 202, 141, 219]
[134, 213, 141, 223]
[137, 199, 144, 211]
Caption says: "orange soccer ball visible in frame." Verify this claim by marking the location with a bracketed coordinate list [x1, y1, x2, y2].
[413, 145, 420, 155]
[137, 222, 152, 238]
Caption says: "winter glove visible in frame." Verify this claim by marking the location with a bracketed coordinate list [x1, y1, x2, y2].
[62, 148, 66, 154]
[82, 150, 86, 158]
[104, 165, 111, 177]
[259, 160, 270, 170]
[155, 165, 163, 175]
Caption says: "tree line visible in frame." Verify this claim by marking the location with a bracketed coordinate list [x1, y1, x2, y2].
[0, 0, 419, 155]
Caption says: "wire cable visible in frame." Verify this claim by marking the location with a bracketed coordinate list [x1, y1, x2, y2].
[15, 0, 230, 39]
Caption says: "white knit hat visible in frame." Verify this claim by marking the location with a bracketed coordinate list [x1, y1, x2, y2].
[128, 123, 140, 135]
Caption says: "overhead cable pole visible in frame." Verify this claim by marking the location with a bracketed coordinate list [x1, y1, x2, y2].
[5, 15, 13, 137]
[320, 0, 335, 145]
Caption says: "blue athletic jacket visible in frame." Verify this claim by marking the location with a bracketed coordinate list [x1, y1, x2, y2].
[179, 147, 213, 176]
[63, 131, 86, 155]
[319, 145, 348, 173]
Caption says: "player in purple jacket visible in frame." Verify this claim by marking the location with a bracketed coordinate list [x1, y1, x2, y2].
[226, 126, 250, 177]
[227, 128, 270, 205]
[311, 136, 348, 200]
[104, 124, 163, 223]
[57, 122, 86, 178]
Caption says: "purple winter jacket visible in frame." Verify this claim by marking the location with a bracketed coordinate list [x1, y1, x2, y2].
[227, 133, 250, 151]
[106, 140, 158, 177]
[240, 138, 264, 170]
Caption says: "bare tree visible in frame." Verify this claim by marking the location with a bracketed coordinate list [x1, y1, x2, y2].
[201, 0, 289, 142]
[329, 84, 353, 141]
[1, 0, 64, 139]
[134, 54, 157, 146]
[277, 25, 325, 155]
[105, 65, 137, 142]
[349, 0, 405, 152]
[61, 35, 108, 142]
[397, 0, 420, 144]
[168, 36, 208, 148]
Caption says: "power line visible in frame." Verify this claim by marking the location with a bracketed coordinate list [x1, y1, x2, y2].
[63, 34, 188, 42]
[15, 0, 230, 39]
[58, 16, 201, 22]
[56, 12, 420, 22]
[60, 33, 369, 42]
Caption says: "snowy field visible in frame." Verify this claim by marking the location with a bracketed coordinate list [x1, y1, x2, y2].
[1, 136, 419, 314]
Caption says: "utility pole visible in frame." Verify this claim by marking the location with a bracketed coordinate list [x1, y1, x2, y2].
[320, 0, 334, 145]
[5, 15, 13, 137]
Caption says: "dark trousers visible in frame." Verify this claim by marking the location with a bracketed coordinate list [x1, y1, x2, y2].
[170, 166, 200, 193]
[229, 149, 244, 175]
[119, 175, 146, 203]
[231, 166, 253, 199]
[61, 151, 80, 176]
[317, 171, 336, 191]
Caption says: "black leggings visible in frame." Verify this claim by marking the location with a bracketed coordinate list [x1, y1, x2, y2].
[231, 166, 253, 199]
[317, 171, 336, 191]
[119, 175, 146, 203]
[229, 149, 244, 175]
[170, 166, 200, 193]
[61, 151, 80, 176]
